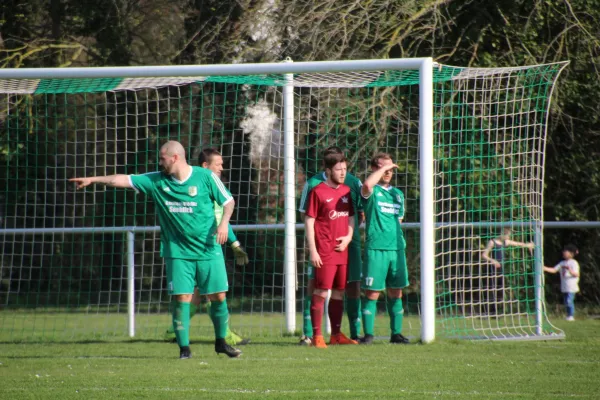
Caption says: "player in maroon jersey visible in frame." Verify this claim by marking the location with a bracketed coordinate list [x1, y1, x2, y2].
[305, 152, 357, 348]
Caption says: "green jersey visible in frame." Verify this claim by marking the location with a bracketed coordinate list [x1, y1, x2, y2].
[363, 184, 405, 250]
[299, 171, 363, 242]
[214, 200, 238, 246]
[129, 166, 233, 260]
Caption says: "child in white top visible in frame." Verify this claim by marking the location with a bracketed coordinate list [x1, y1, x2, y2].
[543, 244, 580, 321]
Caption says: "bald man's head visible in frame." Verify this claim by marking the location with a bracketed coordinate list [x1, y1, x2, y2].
[159, 140, 188, 176]
[160, 141, 186, 158]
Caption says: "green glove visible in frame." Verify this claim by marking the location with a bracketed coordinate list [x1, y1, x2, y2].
[231, 241, 249, 265]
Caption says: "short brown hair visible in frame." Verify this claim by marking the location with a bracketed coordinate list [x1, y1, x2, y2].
[198, 148, 221, 165]
[370, 152, 392, 168]
[324, 152, 347, 170]
[322, 146, 343, 158]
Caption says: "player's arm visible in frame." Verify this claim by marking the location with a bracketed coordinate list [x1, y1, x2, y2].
[481, 240, 501, 268]
[305, 216, 322, 268]
[506, 239, 535, 250]
[361, 163, 398, 198]
[352, 178, 365, 225]
[335, 214, 354, 252]
[305, 190, 323, 268]
[70, 174, 133, 189]
[207, 171, 235, 245]
[298, 181, 311, 214]
[398, 190, 405, 224]
[216, 200, 235, 245]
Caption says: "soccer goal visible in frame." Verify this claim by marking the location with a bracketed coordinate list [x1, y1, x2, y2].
[0, 58, 567, 342]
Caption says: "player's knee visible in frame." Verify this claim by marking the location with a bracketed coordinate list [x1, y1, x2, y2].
[312, 288, 328, 298]
[176, 294, 193, 303]
[365, 290, 380, 300]
[208, 292, 226, 302]
[331, 289, 344, 299]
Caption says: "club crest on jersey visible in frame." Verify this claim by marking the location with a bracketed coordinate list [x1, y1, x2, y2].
[188, 186, 198, 197]
[396, 195, 402, 203]
[162, 186, 171, 192]
[341, 196, 348, 203]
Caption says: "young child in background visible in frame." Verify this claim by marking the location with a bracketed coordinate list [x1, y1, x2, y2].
[543, 244, 580, 321]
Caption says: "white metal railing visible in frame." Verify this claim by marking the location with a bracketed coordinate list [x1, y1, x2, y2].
[0, 220, 596, 338]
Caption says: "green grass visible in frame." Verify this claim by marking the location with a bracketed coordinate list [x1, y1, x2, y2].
[1, 317, 599, 399]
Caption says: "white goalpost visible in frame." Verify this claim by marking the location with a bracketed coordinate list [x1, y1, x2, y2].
[0, 58, 567, 342]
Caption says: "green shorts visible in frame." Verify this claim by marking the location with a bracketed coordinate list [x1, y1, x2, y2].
[166, 256, 228, 296]
[306, 242, 362, 283]
[362, 249, 408, 291]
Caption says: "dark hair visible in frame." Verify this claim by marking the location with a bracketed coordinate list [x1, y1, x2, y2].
[370, 152, 392, 168]
[324, 152, 347, 170]
[563, 244, 579, 255]
[322, 146, 343, 158]
[198, 148, 221, 165]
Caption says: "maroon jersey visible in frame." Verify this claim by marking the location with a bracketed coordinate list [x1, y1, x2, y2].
[305, 182, 355, 265]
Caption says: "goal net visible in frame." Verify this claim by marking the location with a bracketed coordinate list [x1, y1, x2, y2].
[0, 60, 567, 341]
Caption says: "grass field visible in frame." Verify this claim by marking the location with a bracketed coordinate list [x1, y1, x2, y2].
[1, 315, 599, 399]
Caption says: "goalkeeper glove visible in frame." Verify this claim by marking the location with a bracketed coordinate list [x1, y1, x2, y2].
[231, 241, 249, 266]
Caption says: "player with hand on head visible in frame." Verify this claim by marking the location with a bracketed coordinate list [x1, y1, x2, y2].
[70, 140, 241, 359]
[360, 152, 409, 345]
[298, 146, 364, 345]
[163, 147, 250, 346]
[305, 151, 357, 348]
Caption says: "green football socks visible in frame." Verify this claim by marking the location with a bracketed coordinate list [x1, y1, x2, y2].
[387, 297, 404, 335]
[209, 299, 229, 340]
[346, 297, 361, 338]
[303, 295, 313, 337]
[361, 298, 377, 336]
[173, 301, 191, 347]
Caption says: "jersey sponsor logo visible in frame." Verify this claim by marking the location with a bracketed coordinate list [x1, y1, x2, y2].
[188, 186, 198, 197]
[326, 198, 334, 203]
[329, 210, 350, 220]
[165, 200, 197, 213]
[341, 196, 348, 203]
[378, 201, 401, 215]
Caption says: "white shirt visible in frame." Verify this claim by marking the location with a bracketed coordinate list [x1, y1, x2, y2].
[551, 259, 580, 293]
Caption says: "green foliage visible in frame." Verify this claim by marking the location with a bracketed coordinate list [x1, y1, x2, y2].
[1, 0, 599, 305]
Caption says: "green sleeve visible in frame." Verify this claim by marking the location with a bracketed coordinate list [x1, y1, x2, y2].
[206, 171, 233, 206]
[129, 172, 159, 195]
[298, 181, 312, 212]
[397, 189, 405, 219]
[353, 177, 364, 212]
[227, 223, 238, 246]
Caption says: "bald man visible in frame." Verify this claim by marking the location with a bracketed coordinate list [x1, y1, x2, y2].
[70, 141, 242, 359]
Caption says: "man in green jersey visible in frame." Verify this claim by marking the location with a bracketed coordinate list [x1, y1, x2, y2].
[70, 141, 242, 359]
[298, 146, 364, 344]
[360, 152, 409, 344]
[164, 148, 250, 345]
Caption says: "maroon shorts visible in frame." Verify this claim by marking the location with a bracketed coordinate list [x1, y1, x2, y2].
[314, 264, 347, 290]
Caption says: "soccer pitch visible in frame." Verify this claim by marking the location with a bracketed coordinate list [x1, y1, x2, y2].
[1, 317, 598, 399]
